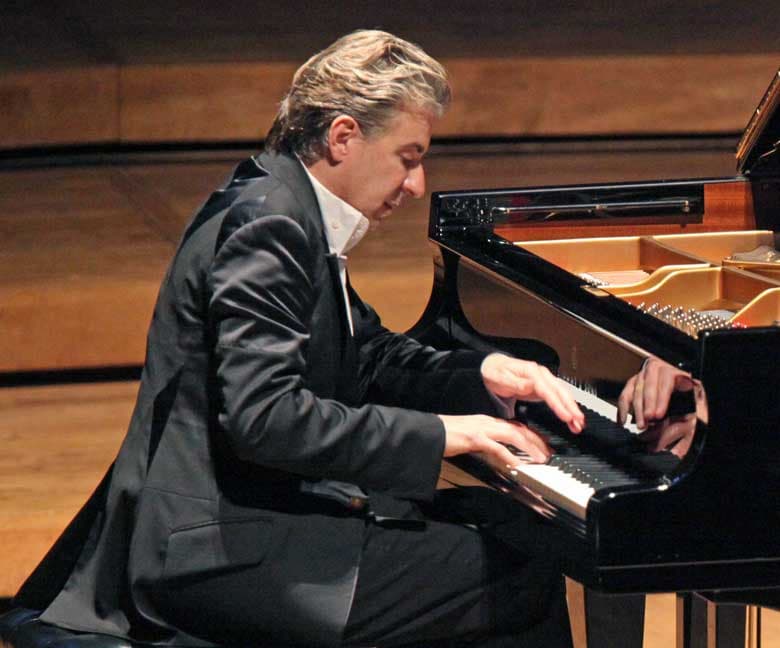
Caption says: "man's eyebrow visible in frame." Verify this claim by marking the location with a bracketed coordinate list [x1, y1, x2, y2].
[400, 143, 426, 155]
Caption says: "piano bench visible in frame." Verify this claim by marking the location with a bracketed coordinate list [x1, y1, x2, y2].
[0, 608, 161, 648]
[1, 608, 141, 648]
[0, 608, 378, 648]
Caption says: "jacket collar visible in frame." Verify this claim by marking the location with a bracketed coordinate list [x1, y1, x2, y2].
[254, 150, 328, 248]
[253, 151, 355, 347]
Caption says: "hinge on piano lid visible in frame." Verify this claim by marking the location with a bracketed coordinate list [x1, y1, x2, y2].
[488, 197, 700, 224]
[434, 191, 704, 238]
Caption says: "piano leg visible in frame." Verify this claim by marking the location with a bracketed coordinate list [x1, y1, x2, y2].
[566, 578, 645, 648]
[675, 592, 759, 648]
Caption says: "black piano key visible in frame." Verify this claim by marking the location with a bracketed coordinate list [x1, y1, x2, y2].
[550, 455, 642, 490]
[524, 400, 679, 490]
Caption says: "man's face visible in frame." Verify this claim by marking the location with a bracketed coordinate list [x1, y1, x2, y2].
[338, 110, 433, 225]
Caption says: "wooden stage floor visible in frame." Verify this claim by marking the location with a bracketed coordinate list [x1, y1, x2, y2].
[2, 139, 779, 644]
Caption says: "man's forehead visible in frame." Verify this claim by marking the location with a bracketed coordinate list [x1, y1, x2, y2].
[386, 111, 433, 150]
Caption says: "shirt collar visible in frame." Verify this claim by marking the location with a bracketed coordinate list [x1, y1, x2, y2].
[301, 163, 370, 256]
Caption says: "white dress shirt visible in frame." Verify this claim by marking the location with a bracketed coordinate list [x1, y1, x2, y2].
[302, 162, 515, 418]
[302, 165, 370, 335]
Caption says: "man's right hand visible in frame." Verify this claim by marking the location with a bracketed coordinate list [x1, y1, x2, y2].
[438, 414, 552, 468]
[617, 356, 703, 429]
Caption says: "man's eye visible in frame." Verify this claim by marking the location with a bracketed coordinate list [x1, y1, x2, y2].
[402, 157, 421, 169]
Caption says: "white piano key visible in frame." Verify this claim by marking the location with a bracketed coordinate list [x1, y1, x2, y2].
[509, 462, 595, 519]
[558, 377, 640, 434]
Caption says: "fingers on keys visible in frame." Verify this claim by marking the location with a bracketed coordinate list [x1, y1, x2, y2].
[522, 364, 584, 434]
[487, 419, 552, 466]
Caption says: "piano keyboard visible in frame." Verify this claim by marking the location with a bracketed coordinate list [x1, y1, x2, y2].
[505, 379, 677, 519]
[562, 378, 639, 435]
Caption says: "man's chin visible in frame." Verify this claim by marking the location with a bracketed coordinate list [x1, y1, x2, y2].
[371, 203, 396, 225]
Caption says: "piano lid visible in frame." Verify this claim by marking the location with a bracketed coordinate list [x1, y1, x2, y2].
[736, 68, 780, 176]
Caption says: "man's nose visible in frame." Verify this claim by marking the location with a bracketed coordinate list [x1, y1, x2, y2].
[403, 164, 425, 199]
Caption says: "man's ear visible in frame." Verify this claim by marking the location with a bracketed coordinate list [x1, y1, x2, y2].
[327, 115, 361, 163]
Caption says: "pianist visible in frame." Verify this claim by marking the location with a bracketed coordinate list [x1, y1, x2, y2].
[15, 30, 585, 648]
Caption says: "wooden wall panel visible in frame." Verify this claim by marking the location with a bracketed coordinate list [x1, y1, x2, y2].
[0, 278, 159, 372]
[0, 66, 119, 149]
[0, 381, 135, 597]
[118, 54, 780, 143]
[2, 54, 779, 149]
[441, 55, 780, 137]
[119, 61, 298, 142]
[0, 166, 174, 372]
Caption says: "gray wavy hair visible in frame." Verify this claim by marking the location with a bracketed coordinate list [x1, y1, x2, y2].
[265, 30, 451, 163]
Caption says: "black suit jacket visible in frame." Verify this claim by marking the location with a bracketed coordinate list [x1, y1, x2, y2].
[16, 152, 496, 646]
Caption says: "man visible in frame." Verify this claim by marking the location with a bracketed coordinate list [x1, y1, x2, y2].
[15, 30, 585, 647]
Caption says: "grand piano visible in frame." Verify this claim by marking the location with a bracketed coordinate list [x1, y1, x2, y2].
[411, 70, 780, 645]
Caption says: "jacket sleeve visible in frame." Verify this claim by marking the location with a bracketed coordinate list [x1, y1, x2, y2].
[207, 207, 445, 500]
[348, 284, 501, 415]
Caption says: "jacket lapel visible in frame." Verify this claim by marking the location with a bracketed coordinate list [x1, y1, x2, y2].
[256, 151, 329, 249]
[259, 152, 359, 390]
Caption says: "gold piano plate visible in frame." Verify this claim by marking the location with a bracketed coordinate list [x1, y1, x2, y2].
[615, 266, 775, 308]
[516, 235, 709, 290]
[732, 287, 780, 327]
[514, 231, 780, 334]
[613, 266, 780, 331]
[721, 258, 780, 279]
[654, 230, 780, 280]
[652, 230, 777, 264]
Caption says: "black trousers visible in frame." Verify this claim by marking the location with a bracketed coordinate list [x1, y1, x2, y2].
[342, 488, 573, 648]
[155, 487, 578, 647]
